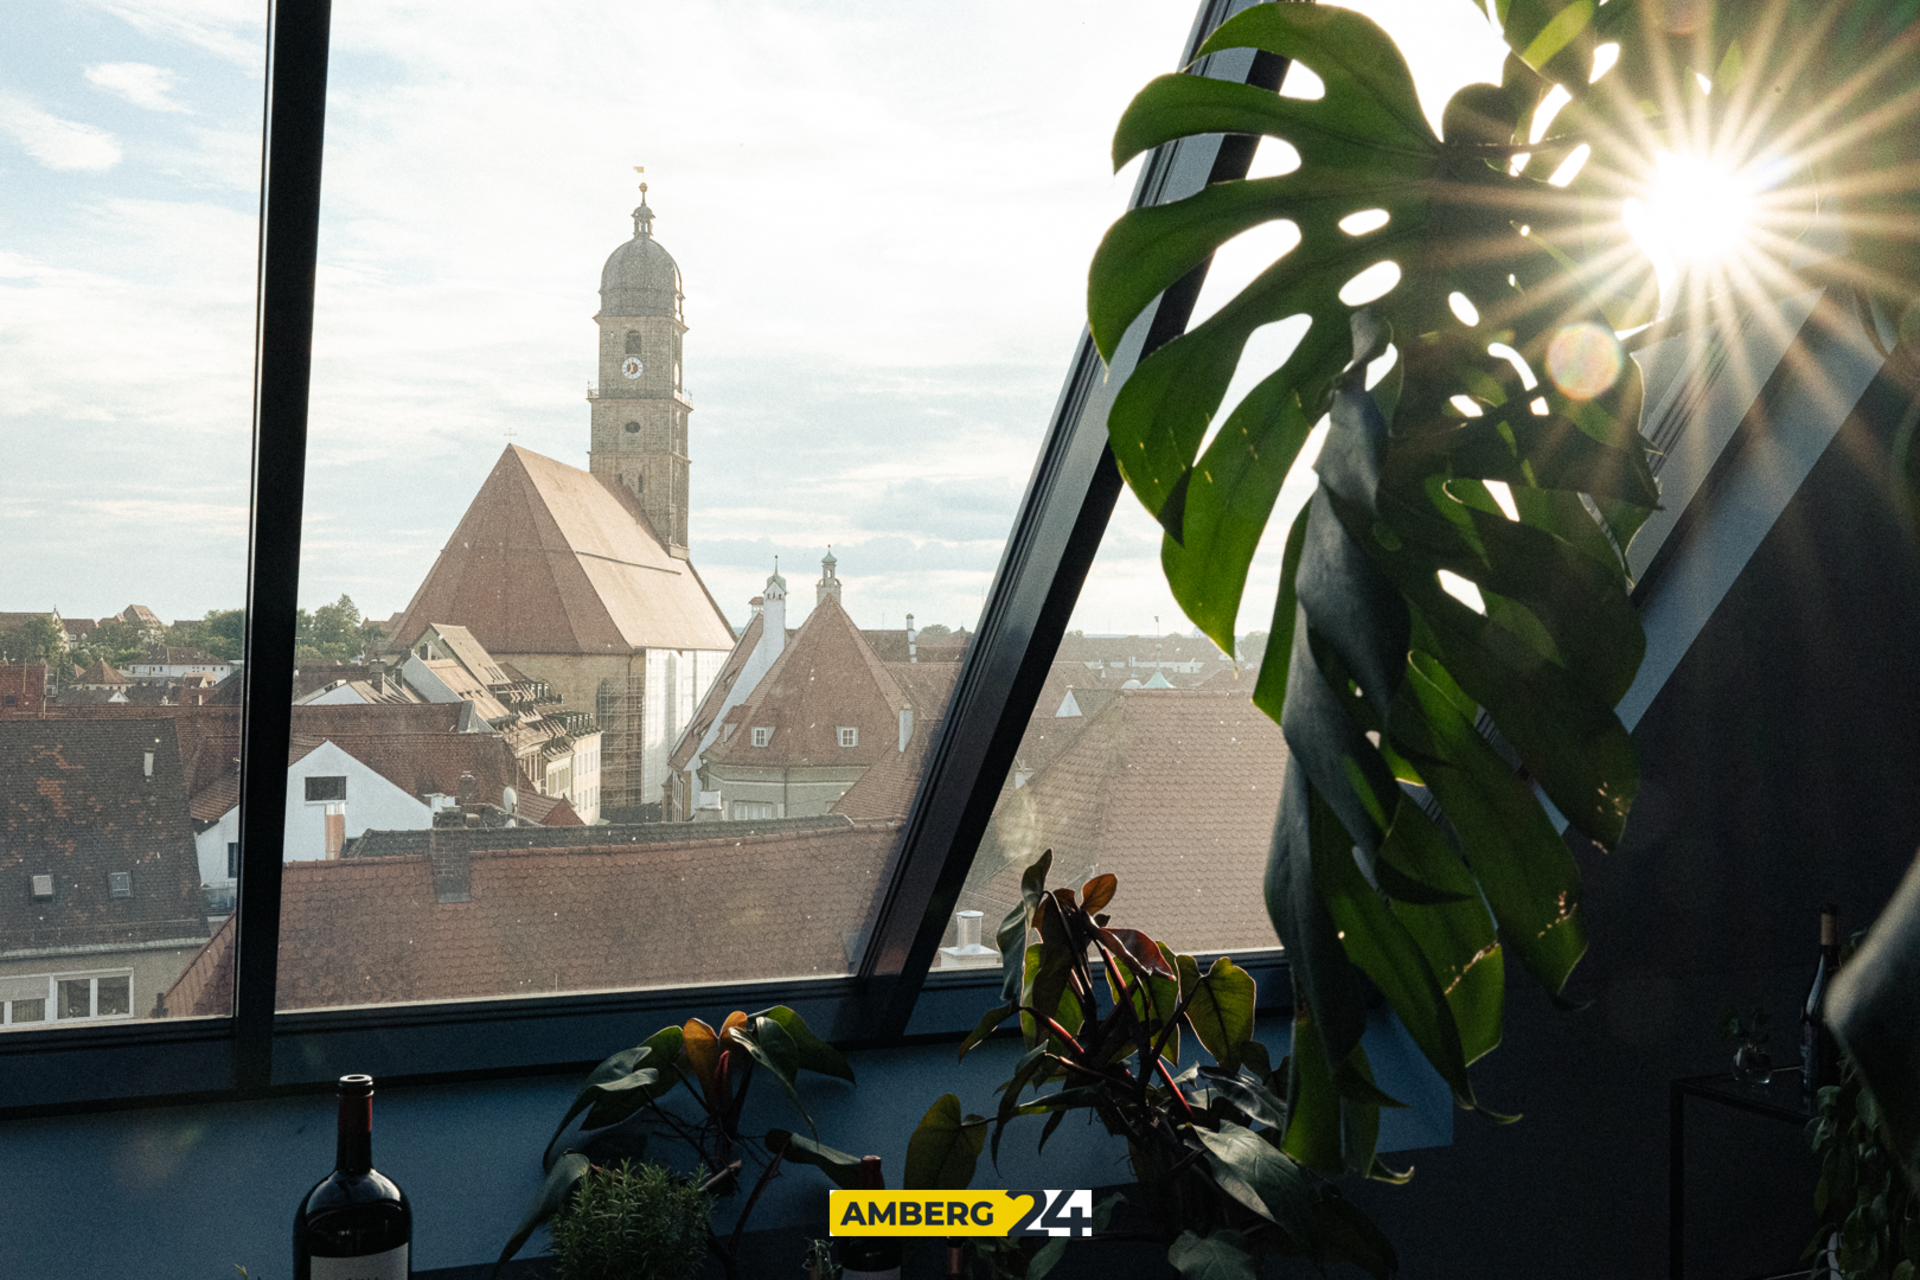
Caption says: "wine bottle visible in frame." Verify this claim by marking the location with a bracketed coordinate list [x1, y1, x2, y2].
[294, 1074, 412, 1280]
[1801, 903, 1842, 1103]
[840, 1155, 902, 1280]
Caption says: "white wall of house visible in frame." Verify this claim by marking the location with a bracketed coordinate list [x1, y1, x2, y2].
[641, 647, 727, 806]
[283, 742, 429, 861]
[674, 581, 787, 804]
[197, 742, 432, 874]
[126, 659, 235, 680]
[194, 807, 240, 896]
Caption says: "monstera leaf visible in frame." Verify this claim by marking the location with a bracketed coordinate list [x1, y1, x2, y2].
[1091, 2, 1666, 1173]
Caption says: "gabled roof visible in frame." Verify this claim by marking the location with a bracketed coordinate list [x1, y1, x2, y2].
[667, 610, 766, 773]
[132, 646, 225, 666]
[387, 445, 734, 656]
[77, 659, 127, 686]
[0, 720, 209, 953]
[705, 594, 910, 769]
[968, 689, 1284, 955]
[162, 818, 900, 1012]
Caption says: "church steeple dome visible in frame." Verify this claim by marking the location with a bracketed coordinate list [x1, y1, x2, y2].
[599, 182, 682, 319]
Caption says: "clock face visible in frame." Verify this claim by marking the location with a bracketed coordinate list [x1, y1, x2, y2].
[621, 356, 643, 379]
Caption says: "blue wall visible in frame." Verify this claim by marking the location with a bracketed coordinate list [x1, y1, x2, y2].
[0, 1014, 1447, 1278]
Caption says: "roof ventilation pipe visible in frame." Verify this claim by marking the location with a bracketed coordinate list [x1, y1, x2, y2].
[937, 910, 999, 970]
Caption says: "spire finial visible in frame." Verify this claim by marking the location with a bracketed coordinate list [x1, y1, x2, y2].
[632, 166, 654, 239]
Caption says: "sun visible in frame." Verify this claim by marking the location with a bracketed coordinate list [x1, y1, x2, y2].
[1621, 149, 1783, 314]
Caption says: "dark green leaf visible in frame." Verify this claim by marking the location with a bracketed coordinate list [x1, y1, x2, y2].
[1194, 1119, 1320, 1243]
[960, 1001, 1016, 1061]
[1393, 651, 1588, 1001]
[1177, 953, 1258, 1073]
[549, 1025, 684, 1154]
[1163, 387, 1316, 653]
[731, 1018, 812, 1135]
[905, 1093, 987, 1191]
[766, 1130, 866, 1191]
[1167, 1229, 1260, 1280]
[493, 1151, 589, 1277]
[753, 1005, 855, 1083]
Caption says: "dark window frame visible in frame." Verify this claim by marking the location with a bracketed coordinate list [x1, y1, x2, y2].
[0, 0, 1285, 1115]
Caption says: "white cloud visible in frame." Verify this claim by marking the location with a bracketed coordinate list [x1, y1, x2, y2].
[86, 62, 189, 113]
[0, 97, 122, 171]
[80, 0, 265, 69]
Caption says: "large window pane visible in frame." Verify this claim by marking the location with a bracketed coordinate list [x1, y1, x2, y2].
[0, 2, 264, 1027]
[231, 0, 1197, 1011]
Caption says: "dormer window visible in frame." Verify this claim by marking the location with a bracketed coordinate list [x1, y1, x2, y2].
[30, 875, 52, 901]
[108, 872, 131, 898]
[838, 727, 859, 748]
[751, 727, 771, 747]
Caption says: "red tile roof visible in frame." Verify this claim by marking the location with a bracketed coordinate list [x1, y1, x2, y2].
[0, 720, 209, 953]
[705, 595, 914, 769]
[965, 689, 1285, 956]
[162, 819, 901, 1012]
[386, 445, 735, 656]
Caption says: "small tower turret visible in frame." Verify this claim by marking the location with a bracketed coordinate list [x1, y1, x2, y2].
[817, 548, 842, 607]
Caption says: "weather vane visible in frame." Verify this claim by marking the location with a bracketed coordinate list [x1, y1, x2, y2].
[635, 164, 647, 197]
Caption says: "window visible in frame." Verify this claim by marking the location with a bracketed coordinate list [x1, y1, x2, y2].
[838, 727, 859, 748]
[625, 420, 641, 434]
[56, 973, 131, 1021]
[3, 695, 15, 707]
[625, 331, 644, 355]
[108, 872, 132, 898]
[0, 0, 1287, 1108]
[29, 875, 52, 901]
[304, 776, 347, 802]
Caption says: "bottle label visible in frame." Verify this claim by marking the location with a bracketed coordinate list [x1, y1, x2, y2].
[311, 1243, 407, 1280]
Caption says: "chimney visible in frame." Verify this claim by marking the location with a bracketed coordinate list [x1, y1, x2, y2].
[936, 910, 999, 970]
[759, 568, 788, 665]
[906, 614, 917, 664]
[458, 771, 477, 805]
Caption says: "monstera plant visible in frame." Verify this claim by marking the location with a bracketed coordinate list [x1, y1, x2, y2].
[1092, 0, 1920, 1192]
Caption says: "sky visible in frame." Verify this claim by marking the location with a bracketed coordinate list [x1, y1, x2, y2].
[1, 0, 1506, 637]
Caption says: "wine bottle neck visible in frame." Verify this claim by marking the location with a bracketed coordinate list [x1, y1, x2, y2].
[336, 1089, 373, 1173]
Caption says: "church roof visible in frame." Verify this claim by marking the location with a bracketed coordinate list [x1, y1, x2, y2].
[388, 446, 735, 657]
[599, 197, 682, 319]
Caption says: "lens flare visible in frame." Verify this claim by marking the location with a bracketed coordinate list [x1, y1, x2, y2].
[1546, 323, 1623, 400]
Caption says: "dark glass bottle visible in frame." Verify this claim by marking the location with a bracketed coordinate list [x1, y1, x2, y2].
[1801, 904, 1842, 1104]
[295, 1074, 412, 1280]
[840, 1155, 902, 1280]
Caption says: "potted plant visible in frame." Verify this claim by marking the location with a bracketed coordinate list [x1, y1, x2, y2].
[496, 1006, 864, 1280]
[548, 1159, 711, 1280]
[907, 852, 1397, 1279]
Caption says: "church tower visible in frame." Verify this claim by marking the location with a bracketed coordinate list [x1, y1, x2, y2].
[589, 181, 691, 558]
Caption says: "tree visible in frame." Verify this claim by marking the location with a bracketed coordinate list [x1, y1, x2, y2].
[1094, 0, 1920, 1239]
[0, 615, 65, 667]
[297, 595, 366, 663]
[74, 618, 148, 668]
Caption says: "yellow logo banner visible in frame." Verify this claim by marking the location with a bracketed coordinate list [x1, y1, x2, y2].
[828, 1189, 1096, 1238]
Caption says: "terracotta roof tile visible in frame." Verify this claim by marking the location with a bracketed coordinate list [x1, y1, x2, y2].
[0, 720, 210, 954]
[964, 689, 1283, 956]
[166, 820, 905, 1009]
[387, 445, 735, 656]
